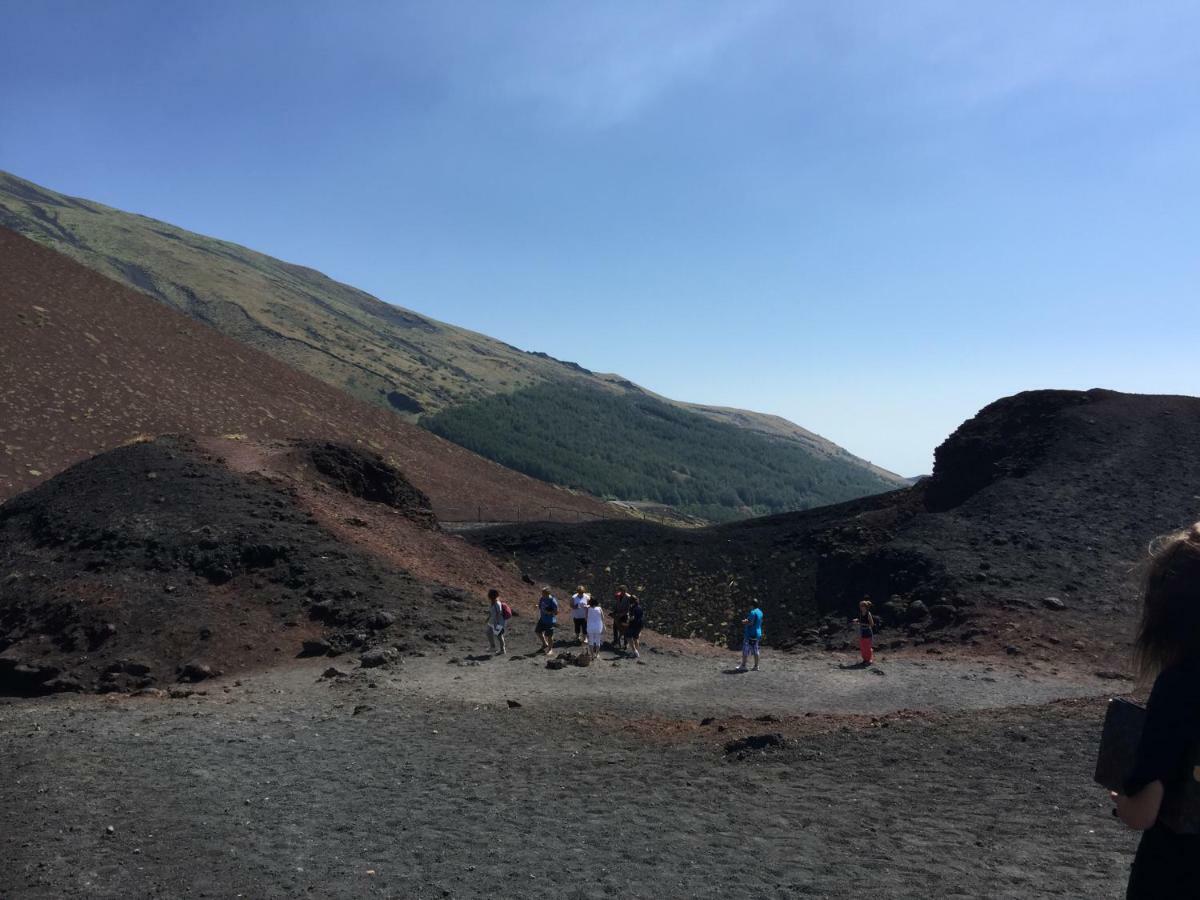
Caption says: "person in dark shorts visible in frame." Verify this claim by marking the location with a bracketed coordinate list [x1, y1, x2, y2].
[1112, 524, 1200, 897]
[535, 587, 558, 655]
[611, 586, 633, 650]
[570, 585, 590, 644]
[626, 594, 644, 660]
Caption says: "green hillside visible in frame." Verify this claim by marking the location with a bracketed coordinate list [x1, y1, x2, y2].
[424, 382, 900, 521]
[0, 170, 907, 519]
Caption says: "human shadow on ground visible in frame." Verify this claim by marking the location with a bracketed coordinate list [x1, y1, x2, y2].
[837, 661, 874, 670]
[721, 667, 751, 675]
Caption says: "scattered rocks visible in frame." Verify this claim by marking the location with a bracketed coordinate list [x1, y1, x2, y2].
[178, 662, 215, 683]
[1042, 596, 1066, 611]
[320, 667, 347, 679]
[724, 733, 787, 756]
[300, 639, 332, 658]
[359, 648, 399, 669]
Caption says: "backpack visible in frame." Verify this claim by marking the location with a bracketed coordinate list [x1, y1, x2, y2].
[500, 602, 513, 620]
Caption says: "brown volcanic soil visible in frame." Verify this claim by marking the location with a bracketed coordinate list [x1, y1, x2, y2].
[468, 389, 1200, 669]
[0, 436, 490, 695]
[0, 226, 614, 522]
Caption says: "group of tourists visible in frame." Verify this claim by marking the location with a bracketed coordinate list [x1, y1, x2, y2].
[485, 582, 883, 671]
[485, 584, 647, 661]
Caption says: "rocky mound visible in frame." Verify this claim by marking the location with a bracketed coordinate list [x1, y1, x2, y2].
[301, 442, 436, 528]
[0, 225, 616, 523]
[468, 389, 1200, 660]
[0, 437, 477, 695]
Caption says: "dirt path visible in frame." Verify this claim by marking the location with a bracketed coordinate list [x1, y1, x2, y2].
[405, 640, 1114, 721]
[0, 642, 1137, 900]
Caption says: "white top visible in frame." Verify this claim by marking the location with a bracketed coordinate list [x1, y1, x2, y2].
[571, 593, 590, 619]
[586, 605, 604, 632]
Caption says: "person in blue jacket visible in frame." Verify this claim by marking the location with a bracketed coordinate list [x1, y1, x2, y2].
[736, 601, 764, 672]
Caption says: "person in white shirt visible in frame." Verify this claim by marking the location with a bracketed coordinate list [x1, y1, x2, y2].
[585, 596, 605, 660]
[570, 585, 591, 645]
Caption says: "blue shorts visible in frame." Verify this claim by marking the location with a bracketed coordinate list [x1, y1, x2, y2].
[743, 639, 760, 655]
[535, 619, 555, 635]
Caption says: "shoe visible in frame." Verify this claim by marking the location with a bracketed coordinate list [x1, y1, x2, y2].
[734, 665, 747, 673]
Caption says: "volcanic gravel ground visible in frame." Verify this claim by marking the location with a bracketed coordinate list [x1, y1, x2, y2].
[0, 649, 1136, 900]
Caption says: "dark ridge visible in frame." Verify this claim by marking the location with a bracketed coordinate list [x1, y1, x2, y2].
[467, 389, 1200, 655]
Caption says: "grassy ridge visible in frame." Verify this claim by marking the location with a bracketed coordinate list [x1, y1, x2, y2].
[424, 382, 899, 521]
[0, 170, 906, 519]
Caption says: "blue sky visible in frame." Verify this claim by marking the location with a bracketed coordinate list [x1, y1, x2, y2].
[3, 1, 1198, 475]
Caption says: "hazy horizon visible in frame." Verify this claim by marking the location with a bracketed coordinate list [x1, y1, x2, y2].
[4, 1, 1198, 475]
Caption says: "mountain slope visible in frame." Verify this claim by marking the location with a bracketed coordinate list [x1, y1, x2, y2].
[0, 226, 614, 522]
[0, 170, 906, 518]
[423, 381, 900, 521]
[467, 389, 1200, 660]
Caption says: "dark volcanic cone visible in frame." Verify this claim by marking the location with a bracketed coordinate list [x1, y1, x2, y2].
[0, 436, 472, 696]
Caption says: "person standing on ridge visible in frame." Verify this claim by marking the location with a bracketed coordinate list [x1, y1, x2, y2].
[485, 588, 507, 655]
[571, 585, 591, 645]
[852, 598, 875, 666]
[535, 586, 559, 655]
[736, 601, 763, 672]
[611, 586, 633, 651]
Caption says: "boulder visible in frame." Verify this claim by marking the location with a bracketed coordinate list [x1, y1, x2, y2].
[359, 648, 399, 669]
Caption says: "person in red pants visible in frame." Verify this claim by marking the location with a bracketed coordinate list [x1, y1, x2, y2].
[852, 598, 875, 665]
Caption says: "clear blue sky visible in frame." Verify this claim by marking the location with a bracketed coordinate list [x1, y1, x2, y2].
[3, 1, 1198, 475]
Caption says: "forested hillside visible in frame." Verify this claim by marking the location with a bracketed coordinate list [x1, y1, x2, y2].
[423, 383, 900, 521]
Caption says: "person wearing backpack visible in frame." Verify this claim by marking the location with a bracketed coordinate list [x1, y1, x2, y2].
[485, 588, 509, 655]
[536, 587, 559, 655]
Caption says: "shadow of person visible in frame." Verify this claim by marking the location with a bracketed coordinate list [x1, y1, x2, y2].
[721, 667, 749, 675]
[837, 660, 872, 670]
[465, 654, 494, 662]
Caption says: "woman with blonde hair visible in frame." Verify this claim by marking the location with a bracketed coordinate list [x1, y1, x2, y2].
[1113, 524, 1200, 896]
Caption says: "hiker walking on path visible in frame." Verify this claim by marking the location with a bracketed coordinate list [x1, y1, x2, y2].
[852, 598, 875, 665]
[570, 585, 590, 645]
[485, 588, 508, 655]
[585, 595, 605, 660]
[1112, 525, 1200, 897]
[626, 594, 645, 660]
[535, 587, 559, 655]
[736, 601, 763, 672]
[611, 586, 633, 651]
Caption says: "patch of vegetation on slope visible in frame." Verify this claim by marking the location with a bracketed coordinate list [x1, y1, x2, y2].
[423, 383, 900, 522]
